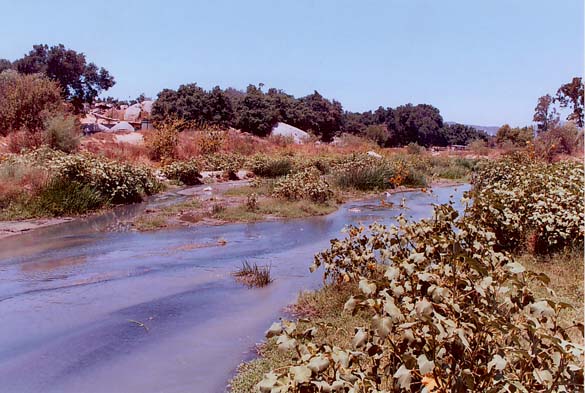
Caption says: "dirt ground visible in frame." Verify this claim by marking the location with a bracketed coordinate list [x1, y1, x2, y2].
[0, 217, 73, 240]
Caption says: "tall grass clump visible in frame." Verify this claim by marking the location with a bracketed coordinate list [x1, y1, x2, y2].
[247, 154, 294, 178]
[405, 142, 425, 154]
[27, 178, 105, 216]
[410, 156, 476, 181]
[333, 154, 427, 190]
[42, 114, 80, 153]
[233, 260, 272, 287]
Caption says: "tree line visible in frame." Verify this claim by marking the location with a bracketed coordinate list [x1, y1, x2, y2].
[2, 43, 582, 149]
[151, 83, 489, 146]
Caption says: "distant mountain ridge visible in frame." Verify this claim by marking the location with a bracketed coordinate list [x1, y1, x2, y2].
[445, 121, 500, 136]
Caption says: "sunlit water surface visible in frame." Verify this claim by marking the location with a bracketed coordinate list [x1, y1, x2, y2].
[0, 184, 469, 393]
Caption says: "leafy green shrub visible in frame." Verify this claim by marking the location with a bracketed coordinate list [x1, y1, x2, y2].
[470, 157, 584, 254]
[161, 160, 202, 185]
[258, 204, 584, 392]
[272, 168, 333, 203]
[306, 157, 334, 175]
[198, 152, 246, 179]
[51, 153, 161, 204]
[246, 192, 259, 211]
[199, 152, 246, 171]
[42, 114, 79, 153]
[364, 124, 389, 146]
[247, 154, 294, 178]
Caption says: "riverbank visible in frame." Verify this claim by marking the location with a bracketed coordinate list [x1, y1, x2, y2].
[0, 176, 465, 239]
[119, 179, 464, 232]
[0, 217, 74, 240]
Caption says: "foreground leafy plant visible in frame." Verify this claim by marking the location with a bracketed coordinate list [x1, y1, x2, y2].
[469, 155, 584, 254]
[256, 203, 584, 392]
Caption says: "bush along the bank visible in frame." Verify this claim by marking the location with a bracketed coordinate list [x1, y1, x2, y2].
[272, 167, 333, 203]
[161, 160, 202, 185]
[257, 204, 584, 392]
[51, 153, 161, 204]
[0, 148, 162, 218]
[199, 152, 247, 179]
[469, 154, 584, 254]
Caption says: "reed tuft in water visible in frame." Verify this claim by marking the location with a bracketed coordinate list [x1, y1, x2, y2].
[233, 260, 272, 288]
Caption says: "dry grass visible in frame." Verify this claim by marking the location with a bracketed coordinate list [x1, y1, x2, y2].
[519, 249, 584, 343]
[81, 132, 150, 164]
[176, 129, 272, 159]
[78, 127, 490, 170]
[8, 130, 43, 153]
[0, 161, 50, 209]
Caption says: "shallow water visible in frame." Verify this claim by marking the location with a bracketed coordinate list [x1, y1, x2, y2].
[0, 184, 469, 393]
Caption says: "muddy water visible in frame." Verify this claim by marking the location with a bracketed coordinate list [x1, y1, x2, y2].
[0, 185, 469, 393]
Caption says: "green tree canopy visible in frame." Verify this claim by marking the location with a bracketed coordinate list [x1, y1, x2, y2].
[296, 91, 344, 142]
[495, 124, 533, 146]
[0, 59, 12, 73]
[234, 85, 278, 136]
[440, 123, 488, 146]
[533, 94, 559, 133]
[555, 77, 584, 127]
[151, 83, 234, 128]
[0, 70, 64, 135]
[388, 104, 444, 147]
[15, 44, 115, 111]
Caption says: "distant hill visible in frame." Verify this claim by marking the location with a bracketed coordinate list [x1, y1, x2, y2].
[445, 122, 500, 136]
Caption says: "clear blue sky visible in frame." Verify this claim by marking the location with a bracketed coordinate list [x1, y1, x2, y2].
[2, 0, 583, 126]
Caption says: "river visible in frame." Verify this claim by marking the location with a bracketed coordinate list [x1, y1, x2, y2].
[0, 184, 469, 393]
